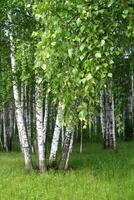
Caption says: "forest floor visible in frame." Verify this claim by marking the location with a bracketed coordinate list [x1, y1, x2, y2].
[0, 142, 134, 200]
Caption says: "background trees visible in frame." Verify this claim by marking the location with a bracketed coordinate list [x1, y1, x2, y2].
[0, 0, 133, 171]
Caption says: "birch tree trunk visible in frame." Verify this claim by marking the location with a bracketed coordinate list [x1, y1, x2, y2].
[59, 119, 74, 170]
[9, 102, 14, 151]
[100, 88, 116, 150]
[100, 90, 107, 147]
[61, 125, 65, 147]
[35, 79, 46, 172]
[49, 102, 62, 166]
[107, 89, 116, 150]
[8, 12, 32, 170]
[43, 91, 49, 144]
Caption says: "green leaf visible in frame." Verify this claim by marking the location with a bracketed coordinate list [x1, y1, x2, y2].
[108, 73, 112, 78]
[80, 54, 85, 61]
[41, 64, 47, 71]
[108, 0, 114, 7]
[95, 52, 101, 58]
[86, 73, 93, 80]
[80, 44, 85, 52]
[100, 39, 105, 46]
[68, 49, 73, 58]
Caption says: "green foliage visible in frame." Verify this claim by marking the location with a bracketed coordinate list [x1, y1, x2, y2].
[33, 0, 133, 124]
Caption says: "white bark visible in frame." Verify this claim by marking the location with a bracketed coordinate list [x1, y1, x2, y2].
[100, 90, 106, 144]
[43, 91, 49, 144]
[61, 125, 64, 147]
[49, 102, 62, 165]
[59, 120, 74, 170]
[105, 89, 110, 148]
[100, 88, 116, 149]
[8, 12, 32, 170]
[49, 103, 53, 135]
[111, 94, 116, 150]
[107, 89, 116, 149]
[35, 79, 46, 171]
[9, 102, 14, 150]
[65, 133, 74, 170]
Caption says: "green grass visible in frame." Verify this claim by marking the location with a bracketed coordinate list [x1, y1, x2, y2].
[1, 142, 134, 200]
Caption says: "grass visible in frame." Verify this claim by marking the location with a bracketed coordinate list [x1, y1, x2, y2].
[1, 142, 134, 200]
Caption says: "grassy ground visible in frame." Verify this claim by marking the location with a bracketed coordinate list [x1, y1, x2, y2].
[1, 142, 134, 200]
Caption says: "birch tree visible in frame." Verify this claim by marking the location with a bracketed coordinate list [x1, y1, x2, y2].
[59, 118, 74, 170]
[35, 78, 46, 172]
[100, 88, 116, 150]
[43, 91, 49, 144]
[49, 102, 62, 166]
[8, 12, 32, 170]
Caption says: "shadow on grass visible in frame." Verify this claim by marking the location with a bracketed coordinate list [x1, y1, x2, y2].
[69, 142, 134, 179]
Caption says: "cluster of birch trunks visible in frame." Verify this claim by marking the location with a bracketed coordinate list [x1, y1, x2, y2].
[0, 13, 134, 172]
[1, 78, 132, 171]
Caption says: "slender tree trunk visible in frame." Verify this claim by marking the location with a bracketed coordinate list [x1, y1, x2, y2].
[25, 85, 32, 148]
[35, 79, 46, 172]
[3, 104, 13, 152]
[49, 102, 62, 166]
[31, 86, 36, 153]
[43, 91, 49, 144]
[106, 89, 116, 149]
[3, 107, 8, 152]
[9, 102, 14, 151]
[61, 125, 64, 147]
[8, 12, 32, 170]
[100, 90, 107, 147]
[100, 88, 116, 150]
[59, 119, 74, 170]
[49, 102, 53, 135]
[111, 93, 116, 150]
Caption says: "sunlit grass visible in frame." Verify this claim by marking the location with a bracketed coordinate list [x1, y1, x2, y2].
[0, 142, 134, 200]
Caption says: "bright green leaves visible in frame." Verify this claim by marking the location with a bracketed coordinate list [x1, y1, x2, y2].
[41, 64, 47, 71]
[78, 102, 88, 121]
[33, 0, 133, 124]
[95, 52, 102, 58]
[68, 48, 73, 58]
[100, 40, 105, 47]
[107, 73, 113, 78]
[108, 0, 114, 8]
[80, 44, 85, 52]
[86, 73, 93, 81]
[122, 9, 129, 19]
[76, 18, 81, 26]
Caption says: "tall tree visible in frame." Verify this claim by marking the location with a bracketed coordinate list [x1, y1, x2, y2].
[8, 12, 32, 170]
